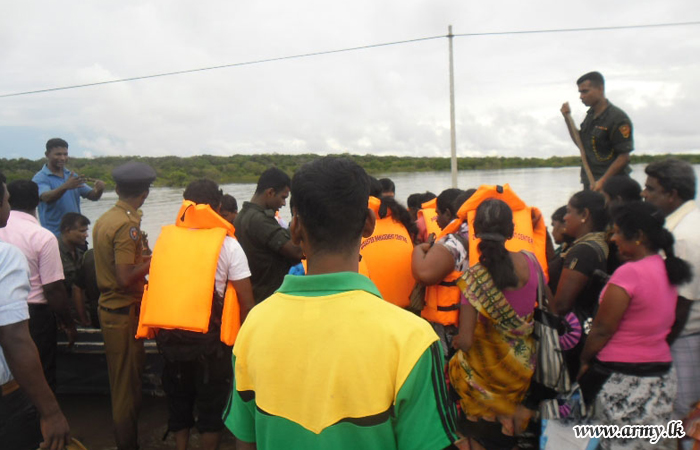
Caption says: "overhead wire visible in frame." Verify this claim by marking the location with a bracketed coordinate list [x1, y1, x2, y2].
[1, 20, 699, 99]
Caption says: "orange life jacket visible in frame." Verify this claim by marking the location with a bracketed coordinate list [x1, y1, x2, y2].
[420, 185, 548, 326]
[360, 196, 415, 308]
[136, 200, 241, 346]
[418, 197, 441, 242]
[440, 184, 549, 277]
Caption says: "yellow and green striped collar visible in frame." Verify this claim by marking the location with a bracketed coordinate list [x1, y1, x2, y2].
[278, 271, 382, 298]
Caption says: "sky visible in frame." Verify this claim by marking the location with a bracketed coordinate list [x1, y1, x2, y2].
[1, 0, 699, 161]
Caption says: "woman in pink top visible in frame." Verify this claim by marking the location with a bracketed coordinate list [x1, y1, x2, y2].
[580, 201, 692, 449]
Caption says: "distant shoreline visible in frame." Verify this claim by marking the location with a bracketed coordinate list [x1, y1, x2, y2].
[3, 153, 698, 188]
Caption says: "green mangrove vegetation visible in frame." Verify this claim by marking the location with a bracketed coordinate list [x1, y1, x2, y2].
[2, 153, 699, 188]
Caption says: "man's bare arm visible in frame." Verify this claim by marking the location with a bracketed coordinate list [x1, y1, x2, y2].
[42, 281, 77, 345]
[592, 153, 630, 192]
[561, 102, 579, 144]
[279, 240, 304, 261]
[39, 173, 85, 204]
[0, 320, 71, 450]
[231, 278, 255, 324]
[115, 259, 151, 291]
[85, 180, 105, 201]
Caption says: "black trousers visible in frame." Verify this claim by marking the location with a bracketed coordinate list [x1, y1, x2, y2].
[0, 388, 43, 450]
[28, 304, 57, 392]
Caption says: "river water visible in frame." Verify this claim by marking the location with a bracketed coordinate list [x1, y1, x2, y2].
[79, 163, 696, 245]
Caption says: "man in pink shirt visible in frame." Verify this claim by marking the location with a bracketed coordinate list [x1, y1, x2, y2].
[0, 180, 75, 391]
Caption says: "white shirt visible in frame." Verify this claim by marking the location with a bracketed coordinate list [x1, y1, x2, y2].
[215, 236, 251, 297]
[666, 200, 700, 336]
[0, 241, 31, 384]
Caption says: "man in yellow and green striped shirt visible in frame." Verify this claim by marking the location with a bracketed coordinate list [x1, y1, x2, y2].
[224, 156, 459, 450]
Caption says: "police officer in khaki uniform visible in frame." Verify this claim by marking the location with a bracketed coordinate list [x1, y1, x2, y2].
[92, 161, 155, 450]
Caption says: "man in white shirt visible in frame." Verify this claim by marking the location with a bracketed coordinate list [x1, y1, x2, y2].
[642, 159, 700, 430]
[0, 180, 75, 391]
[0, 171, 71, 449]
[140, 179, 255, 450]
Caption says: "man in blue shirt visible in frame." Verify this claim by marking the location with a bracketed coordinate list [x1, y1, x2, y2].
[32, 138, 105, 235]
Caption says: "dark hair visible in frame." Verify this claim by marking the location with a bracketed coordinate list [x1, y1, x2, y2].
[0, 171, 6, 207]
[368, 176, 383, 198]
[569, 190, 608, 231]
[379, 178, 395, 195]
[255, 167, 291, 195]
[221, 194, 238, 213]
[46, 138, 69, 153]
[407, 193, 422, 210]
[7, 180, 40, 211]
[436, 188, 463, 215]
[291, 156, 369, 252]
[116, 182, 150, 198]
[453, 189, 476, 214]
[421, 191, 436, 204]
[551, 205, 567, 222]
[603, 176, 641, 203]
[474, 199, 517, 290]
[60, 212, 90, 234]
[577, 71, 605, 88]
[378, 196, 418, 241]
[645, 159, 696, 201]
[613, 201, 692, 286]
[183, 179, 222, 209]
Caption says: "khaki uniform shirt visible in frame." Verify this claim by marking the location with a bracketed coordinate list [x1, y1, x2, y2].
[93, 200, 146, 309]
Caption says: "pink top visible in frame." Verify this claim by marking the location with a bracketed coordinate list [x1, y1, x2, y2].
[0, 211, 64, 304]
[597, 254, 676, 363]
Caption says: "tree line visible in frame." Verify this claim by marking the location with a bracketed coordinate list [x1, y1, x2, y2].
[2, 153, 699, 188]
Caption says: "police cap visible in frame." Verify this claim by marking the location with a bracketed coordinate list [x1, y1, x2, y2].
[112, 161, 157, 186]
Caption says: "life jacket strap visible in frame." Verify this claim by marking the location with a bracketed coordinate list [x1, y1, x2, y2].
[437, 303, 461, 312]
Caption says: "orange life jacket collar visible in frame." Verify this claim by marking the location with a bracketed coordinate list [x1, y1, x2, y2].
[176, 200, 236, 237]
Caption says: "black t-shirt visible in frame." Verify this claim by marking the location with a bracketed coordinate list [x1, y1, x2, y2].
[234, 202, 296, 303]
[550, 242, 607, 320]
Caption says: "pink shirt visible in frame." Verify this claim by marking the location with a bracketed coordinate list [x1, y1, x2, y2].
[597, 254, 676, 363]
[0, 211, 64, 304]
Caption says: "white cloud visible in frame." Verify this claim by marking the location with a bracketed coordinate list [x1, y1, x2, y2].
[1, 0, 699, 159]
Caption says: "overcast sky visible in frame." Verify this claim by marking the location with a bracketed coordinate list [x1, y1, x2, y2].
[1, 0, 699, 161]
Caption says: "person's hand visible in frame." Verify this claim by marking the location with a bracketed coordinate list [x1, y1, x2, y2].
[39, 409, 71, 450]
[592, 179, 604, 192]
[560, 102, 571, 116]
[93, 179, 105, 193]
[453, 437, 472, 450]
[451, 333, 469, 353]
[415, 242, 431, 255]
[77, 313, 91, 328]
[61, 324, 77, 348]
[513, 405, 534, 434]
[63, 173, 85, 190]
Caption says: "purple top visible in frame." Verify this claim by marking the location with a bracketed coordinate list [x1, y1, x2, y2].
[461, 252, 538, 318]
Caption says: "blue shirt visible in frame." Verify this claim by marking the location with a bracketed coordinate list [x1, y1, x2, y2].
[32, 165, 92, 236]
